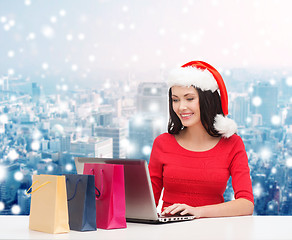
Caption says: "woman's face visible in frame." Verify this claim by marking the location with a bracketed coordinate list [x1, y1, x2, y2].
[171, 86, 202, 128]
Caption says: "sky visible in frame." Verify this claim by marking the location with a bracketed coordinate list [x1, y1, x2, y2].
[0, 0, 292, 88]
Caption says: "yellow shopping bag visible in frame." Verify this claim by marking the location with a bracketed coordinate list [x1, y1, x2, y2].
[27, 175, 70, 234]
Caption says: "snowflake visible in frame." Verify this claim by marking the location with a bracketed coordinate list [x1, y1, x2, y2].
[78, 33, 85, 40]
[66, 34, 73, 41]
[142, 145, 151, 155]
[7, 50, 15, 58]
[269, 78, 276, 85]
[117, 23, 125, 30]
[131, 55, 138, 62]
[8, 149, 19, 161]
[286, 157, 292, 168]
[50, 16, 57, 23]
[59, 10, 66, 17]
[8, 68, 15, 75]
[3, 24, 10, 31]
[14, 171, 24, 181]
[129, 23, 135, 30]
[65, 164, 73, 171]
[271, 167, 277, 174]
[24, 0, 31, 6]
[224, 69, 231, 76]
[253, 183, 262, 198]
[31, 141, 40, 151]
[252, 96, 262, 107]
[271, 115, 281, 125]
[11, 205, 21, 214]
[41, 25, 55, 38]
[0, 16, 7, 23]
[259, 148, 271, 160]
[0, 114, 9, 124]
[122, 6, 129, 12]
[42, 63, 49, 70]
[0, 202, 4, 211]
[27, 32, 35, 40]
[149, 103, 159, 112]
[286, 77, 292, 87]
[0, 166, 6, 182]
[62, 84, 68, 91]
[89, 55, 95, 62]
[158, 28, 166, 36]
[47, 165, 54, 172]
[71, 64, 78, 71]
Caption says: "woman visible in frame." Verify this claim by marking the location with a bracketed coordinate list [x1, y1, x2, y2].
[149, 61, 254, 218]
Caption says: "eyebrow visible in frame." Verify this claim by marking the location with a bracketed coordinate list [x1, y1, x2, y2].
[172, 93, 196, 97]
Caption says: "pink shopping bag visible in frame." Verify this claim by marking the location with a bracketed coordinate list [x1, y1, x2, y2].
[83, 163, 127, 230]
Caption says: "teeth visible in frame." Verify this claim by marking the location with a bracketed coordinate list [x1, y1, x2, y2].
[181, 114, 192, 117]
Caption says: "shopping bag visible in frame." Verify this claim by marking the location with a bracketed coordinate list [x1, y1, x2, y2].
[83, 163, 127, 229]
[27, 175, 69, 234]
[65, 174, 97, 231]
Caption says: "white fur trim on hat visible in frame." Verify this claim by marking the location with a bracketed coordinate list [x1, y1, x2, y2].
[168, 66, 219, 92]
[213, 114, 238, 138]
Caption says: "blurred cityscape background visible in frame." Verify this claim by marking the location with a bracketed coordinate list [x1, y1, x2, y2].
[1, 0, 292, 216]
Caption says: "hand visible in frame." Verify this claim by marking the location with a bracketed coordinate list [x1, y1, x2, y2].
[161, 203, 201, 218]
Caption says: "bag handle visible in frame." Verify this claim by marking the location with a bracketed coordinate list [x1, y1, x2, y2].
[26, 180, 51, 195]
[66, 178, 82, 201]
[90, 168, 104, 200]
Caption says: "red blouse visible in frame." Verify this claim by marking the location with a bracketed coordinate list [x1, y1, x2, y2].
[149, 133, 254, 209]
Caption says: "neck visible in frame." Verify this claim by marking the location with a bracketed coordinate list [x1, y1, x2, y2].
[181, 124, 214, 143]
[176, 124, 221, 152]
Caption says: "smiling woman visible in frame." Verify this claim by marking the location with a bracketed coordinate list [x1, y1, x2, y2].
[149, 60, 254, 219]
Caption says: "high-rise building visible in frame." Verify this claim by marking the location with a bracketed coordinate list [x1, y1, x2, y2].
[92, 109, 113, 127]
[231, 95, 250, 127]
[128, 82, 169, 161]
[60, 135, 71, 152]
[128, 115, 164, 162]
[17, 189, 30, 215]
[95, 126, 127, 158]
[0, 164, 21, 210]
[250, 82, 278, 126]
[70, 137, 113, 158]
[136, 82, 168, 116]
[32, 82, 41, 102]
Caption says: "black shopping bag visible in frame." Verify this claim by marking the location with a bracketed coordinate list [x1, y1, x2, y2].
[65, 174, 97, 231]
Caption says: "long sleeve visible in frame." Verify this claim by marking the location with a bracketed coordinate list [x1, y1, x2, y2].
[229, 137, 254, 204]
[148, 136, 164, 207]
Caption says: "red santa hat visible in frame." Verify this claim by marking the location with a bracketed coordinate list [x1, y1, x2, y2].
[168, 60, 237, 138]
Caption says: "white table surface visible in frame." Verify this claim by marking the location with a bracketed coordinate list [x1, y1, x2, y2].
[0, 215, 291, 240]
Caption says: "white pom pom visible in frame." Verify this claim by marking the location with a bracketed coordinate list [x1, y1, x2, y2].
[214, 114, 237, 138]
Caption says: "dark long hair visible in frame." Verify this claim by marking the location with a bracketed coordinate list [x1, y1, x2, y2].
[167, 87, 224, 137]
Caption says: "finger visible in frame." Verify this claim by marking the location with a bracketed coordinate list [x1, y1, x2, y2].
[180, 209, 190, 215]
[162, 206, 175, 215]
[170, 205, 186, 215]
[162, 204, 181, 215]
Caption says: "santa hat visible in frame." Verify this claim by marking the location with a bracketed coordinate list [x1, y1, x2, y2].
[168, 61, 237, 138]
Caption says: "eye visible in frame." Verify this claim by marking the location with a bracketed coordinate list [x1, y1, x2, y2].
[172, 98, 179, 103]
[186, 98, 194, 101]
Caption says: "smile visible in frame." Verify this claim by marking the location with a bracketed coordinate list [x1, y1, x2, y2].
[180, 113, 193, 119]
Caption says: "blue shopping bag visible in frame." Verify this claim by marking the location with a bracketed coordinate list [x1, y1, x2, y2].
[65, 174, 97, 231]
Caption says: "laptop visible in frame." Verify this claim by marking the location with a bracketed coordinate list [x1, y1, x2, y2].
[75, 157, 195, 223]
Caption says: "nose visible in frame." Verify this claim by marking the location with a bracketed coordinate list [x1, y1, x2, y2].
[178, 100, 187, 111]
